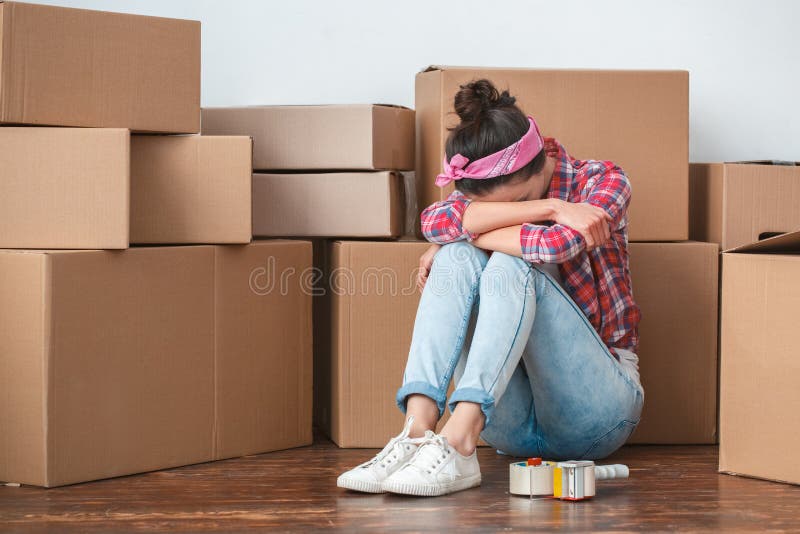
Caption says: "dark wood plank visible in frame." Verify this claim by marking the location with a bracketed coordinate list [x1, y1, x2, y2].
[1, 433, 799, 532]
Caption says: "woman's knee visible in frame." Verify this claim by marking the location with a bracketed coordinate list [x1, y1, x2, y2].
[481, 252, 534, 296]
[485, 251, 530, 271]
[434, 241, 489, 272]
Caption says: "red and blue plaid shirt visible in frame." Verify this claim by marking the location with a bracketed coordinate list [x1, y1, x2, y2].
[420, 138, 640, 356]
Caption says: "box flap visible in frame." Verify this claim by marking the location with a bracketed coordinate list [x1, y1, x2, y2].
[203, 103, 409, 110]
[725, 160, 799, 166]
[373, 103, 412, 111]
[726, 228, 800, 254]
[421, 65, 689, 74]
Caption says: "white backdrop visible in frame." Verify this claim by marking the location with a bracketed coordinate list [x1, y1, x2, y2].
[27, 0, 800, 162]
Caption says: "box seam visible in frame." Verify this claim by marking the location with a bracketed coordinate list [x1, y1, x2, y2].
[41, 254, 53, 487]
[0, 2, 10, 122]
[211, 247, 219, 460]
[344, 245, 353, 445]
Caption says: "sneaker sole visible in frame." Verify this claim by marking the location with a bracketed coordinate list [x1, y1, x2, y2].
[337, 475, 385, 494]
[382, 473, 481, 497]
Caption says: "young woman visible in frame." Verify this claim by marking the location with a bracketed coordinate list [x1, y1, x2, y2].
[338, 79, 643, 497]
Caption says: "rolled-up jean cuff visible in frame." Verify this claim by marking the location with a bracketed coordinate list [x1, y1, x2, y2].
[448, 387, 495, 427]
[396, 381, 448, 418]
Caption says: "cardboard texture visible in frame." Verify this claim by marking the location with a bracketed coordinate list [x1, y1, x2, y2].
[0, 241, 312, 487]
[131, 135, 253, 244]
[0, 127, 130, 249]
[201, 105, 415, 171]
[213, 240, 313, 459]
[627, 242, 719, 444]
[253, 172, 404, 238]
[689, 162, 800, 251]
[415, 67, 689, 241]
[719, 229, 800, 485]
[314, 240, 450, 447]
[0, 1, 200, 133]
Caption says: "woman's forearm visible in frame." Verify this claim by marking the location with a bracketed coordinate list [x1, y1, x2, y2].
[471, 225, 525, 257]
[462, 198, 557, 235]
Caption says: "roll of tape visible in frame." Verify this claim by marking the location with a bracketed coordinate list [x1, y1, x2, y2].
[510, 460, 629, 499]
[509, 461, 554, 496]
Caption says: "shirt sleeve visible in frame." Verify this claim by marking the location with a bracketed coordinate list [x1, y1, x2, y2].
[419, 191, 478, 244]
[519, 223, 585, 263]
[519, 163, 631, 263]
[584, 163, 631, 230]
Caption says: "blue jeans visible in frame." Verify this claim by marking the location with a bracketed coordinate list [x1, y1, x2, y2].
[396, 242, 643, 460]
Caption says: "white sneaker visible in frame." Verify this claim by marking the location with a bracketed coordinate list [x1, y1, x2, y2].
[337, 417, 424, 493]
[381, 430, 481, 497]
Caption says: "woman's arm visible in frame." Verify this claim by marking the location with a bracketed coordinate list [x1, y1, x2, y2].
[421, 193, 560, 244]
[473, 223, 586, 263]
[462, 199, 557, 235]
[471, 226, 525, 257]
[420, 192, 476, 244]
[473, 200, 614, 263]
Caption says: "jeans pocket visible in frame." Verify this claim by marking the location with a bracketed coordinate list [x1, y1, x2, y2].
[579, 420, 638, 460]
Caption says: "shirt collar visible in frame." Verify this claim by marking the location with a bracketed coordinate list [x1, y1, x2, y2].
[543, 137, 575, 201]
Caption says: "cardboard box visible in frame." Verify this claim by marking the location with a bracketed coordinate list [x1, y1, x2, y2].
[719, 230, 800, 485]
[690, 162, 800, 251]
[0, 128, 130, 249]
[627, 241, 719, 444]
[0, 1, 200, 133]
[131, 135, 253, 244]
[416, 67, 689, 241]
[0, 241, 312, 487]
[213, 241, 313, 459]
[201, 105, 414, 171]
[314, 240, 445, 447]
[0, 130, 254, 248]
[253, 172, 404, 238]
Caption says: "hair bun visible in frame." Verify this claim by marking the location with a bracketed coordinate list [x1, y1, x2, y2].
[454, 79, 517, 123]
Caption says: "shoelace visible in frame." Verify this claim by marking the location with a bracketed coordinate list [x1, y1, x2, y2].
[359, 417, 416, 470]
[406, 432, 452, 475]
[361, 438, 415, 470]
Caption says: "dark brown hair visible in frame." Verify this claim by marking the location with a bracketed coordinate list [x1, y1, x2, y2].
[445, 79, 546, 195]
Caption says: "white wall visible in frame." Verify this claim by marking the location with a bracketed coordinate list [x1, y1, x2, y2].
[27, 0, 800, 162]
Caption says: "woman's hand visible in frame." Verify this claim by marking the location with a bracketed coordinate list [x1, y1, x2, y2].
[417, 244, 442, 292]
[551, 200, 613, 250]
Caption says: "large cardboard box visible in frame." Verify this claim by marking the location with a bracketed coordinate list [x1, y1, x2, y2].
[0, 1, 200, 133]
[202, 105, 415, 171]
[315, 240, 441, 447]
[719, 230, 800, 485]
[131, 135, 253, 244]
[253, 172, 404, 238]
[627, 242, 719, 444]
[416, 67, 689, 241]
[0, 241, 312, 487]
[690, 162, 800, 251]
[0, 128, 130, 249]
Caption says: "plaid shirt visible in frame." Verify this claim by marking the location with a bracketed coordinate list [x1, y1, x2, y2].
[420, 138, 640, 356]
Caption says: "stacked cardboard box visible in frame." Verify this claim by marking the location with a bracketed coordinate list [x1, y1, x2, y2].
[201, 105, 421, 447]
[0, 2, 312, 487]
[202, 105, 415, 238]
[690, 162, 800, 484]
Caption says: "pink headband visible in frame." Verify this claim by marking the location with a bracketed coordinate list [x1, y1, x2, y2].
[435, 116, 545, 187]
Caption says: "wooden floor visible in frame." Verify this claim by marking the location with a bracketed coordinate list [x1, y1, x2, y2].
[2, 435, 799, 532]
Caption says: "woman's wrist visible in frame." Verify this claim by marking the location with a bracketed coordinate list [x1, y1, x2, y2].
[547, 198, 562, 220]
[525, 198, 560, 223]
